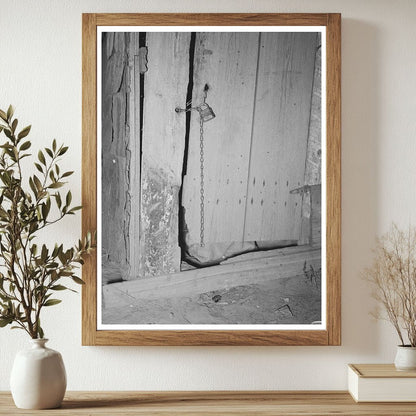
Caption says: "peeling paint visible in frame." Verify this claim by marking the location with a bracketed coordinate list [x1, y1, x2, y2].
[140, 165, 181, 277]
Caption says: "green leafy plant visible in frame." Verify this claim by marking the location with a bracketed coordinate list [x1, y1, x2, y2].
[0, 105, 94, 338]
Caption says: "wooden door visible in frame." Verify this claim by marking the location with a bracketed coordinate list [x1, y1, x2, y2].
[182, 32, 260, 247]
[182, 32, 318, 249]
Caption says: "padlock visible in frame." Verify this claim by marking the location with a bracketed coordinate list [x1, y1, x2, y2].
[197, 103, 215, 123]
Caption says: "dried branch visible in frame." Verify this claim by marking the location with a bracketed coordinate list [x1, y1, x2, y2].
[363, 223, 416, 346]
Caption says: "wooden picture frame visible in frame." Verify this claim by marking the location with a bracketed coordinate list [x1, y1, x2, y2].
[82, 13, 341, 346]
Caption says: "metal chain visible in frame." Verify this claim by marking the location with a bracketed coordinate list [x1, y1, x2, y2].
[199, 115, 205, 248]
[175, 89, 212, 248]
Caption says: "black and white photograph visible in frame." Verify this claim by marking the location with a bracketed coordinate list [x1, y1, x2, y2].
[99, 28, 325, 328]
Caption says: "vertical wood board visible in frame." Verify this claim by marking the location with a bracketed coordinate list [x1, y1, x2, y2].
[182, 32, 259, 247]
[311, 184, 321, 247]
[140, 32, 191, 277]
[101, 33, 131, 272]
[244, 33, 317, 241]
[300, 43, 322, 245]
[126, 33, 142, 279]
[304, 44, 322, 186]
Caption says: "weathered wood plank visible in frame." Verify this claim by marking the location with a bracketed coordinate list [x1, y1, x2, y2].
[221, 243, 313, 265]
[182, 32, 259, 247]
[126, 33, 142, 279]
[300, 42, 322, 246]
[311, 185, 321, 247]
[140, 32, 191, 277]
[104, 246, 320, 301]
[244, 33, 318, 242]
[101, 32, 130, 273]
[304, 43, 322, 185]
[297, 185, 321, 247]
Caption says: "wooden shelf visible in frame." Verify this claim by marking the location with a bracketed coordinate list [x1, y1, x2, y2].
[1, 391, 416, 415]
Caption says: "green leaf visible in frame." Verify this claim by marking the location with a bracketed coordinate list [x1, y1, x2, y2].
[52, 139, 57, 152]
[43, 299, 62, 307]
[38, 325, 44, 339]
[71, 276, 85, 285]
[69, 206, 82, 213]
[34, 162, 43, 173]
[45, 148, 53, 158]
[58, 146, 68, 156]
[38, 150, 46, 165]
[0, 109, 7, 122]
[29, 177, 37, 196]
[19, 140, 31, 151]
[0, 293, 11, 302]
[51, 244, 59, 258]
[0, 317, 13, 327]
[33, 175, 42, 192]
[11, 118, 18, 133]
[41, 244, 48, 262]
[41, 202, 50, 220]
[6, 105, 14, 121]
[17, 125, 31, 140]
[61, 171, 74, 178]
[55, 193, 62, 208]
[48, 182, 64, 189]
[65, 191, 72, 207]
[58, 250, 66, 264]
[50, 284, 68, 291]
[4, 129, 12, 140]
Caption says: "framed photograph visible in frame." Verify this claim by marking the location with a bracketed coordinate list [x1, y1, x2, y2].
[82, 13, 341, 346]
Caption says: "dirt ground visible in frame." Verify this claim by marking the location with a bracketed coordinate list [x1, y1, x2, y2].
[102, 273, 321, 325]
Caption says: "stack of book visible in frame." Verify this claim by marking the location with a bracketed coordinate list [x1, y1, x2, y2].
[348, 364, 416, 402]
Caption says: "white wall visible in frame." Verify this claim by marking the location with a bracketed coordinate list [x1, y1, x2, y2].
[1, 0, 416, 391]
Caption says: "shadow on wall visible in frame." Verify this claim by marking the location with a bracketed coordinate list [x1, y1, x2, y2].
[341, 19, 381, 356]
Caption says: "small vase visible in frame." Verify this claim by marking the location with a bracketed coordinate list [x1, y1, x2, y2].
[394, 345, 416, 371]
[10, 338, 67, 409]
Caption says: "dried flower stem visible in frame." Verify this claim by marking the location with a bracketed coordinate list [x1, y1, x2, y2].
[363, 223, 416, 346]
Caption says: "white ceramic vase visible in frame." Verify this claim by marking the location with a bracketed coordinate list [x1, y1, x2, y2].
[394, 345, 416, 371]
[10, 339, 66, 409]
